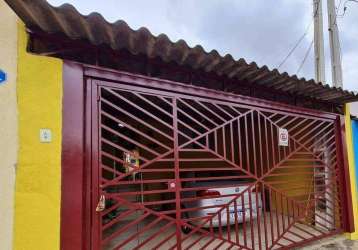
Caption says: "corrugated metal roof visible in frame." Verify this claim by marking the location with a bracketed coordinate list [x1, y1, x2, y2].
[5, 0, 358, 104]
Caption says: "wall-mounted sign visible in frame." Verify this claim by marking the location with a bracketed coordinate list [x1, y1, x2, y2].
[0, 70, 7, 84]
[278, 128, 289, 146]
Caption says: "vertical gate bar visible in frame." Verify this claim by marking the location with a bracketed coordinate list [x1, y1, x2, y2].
[293, 136, 296, 152]
[210, 219, 213, 234]
[270, 123, 276, 172]
[241, 195, 247, 247]
[244, 115, 250, 172]
[291, 199, 295, 221]
[269, 189, 275, 246]
[227, 206, 231, 242]
[289, 132, 293, 153]
[215, 129, 218, 153]
[287, 197, 290, 225]
[85, 79, 93, 250]
[278, 133, 282, 162]
[234, 199, 239, 245]
[218, 212, 223, 239]
[93, 84, 101, 248]
[248, 188, 255, 249]
[255, 185, 262, 250]
[264, 117, 269, 175]
[274, 191, 280, 238]
[230, 122, 234, 162]
[332, 183, 337, 227]
[251, 112, 257, 177]
[238, 118, 243, 168]
[280, 193, 285, 230]
[258, 115, 264, 178]
[262, 184, 269, 249]
[173, 97, 182, 250]
[223, 126, 227, 158]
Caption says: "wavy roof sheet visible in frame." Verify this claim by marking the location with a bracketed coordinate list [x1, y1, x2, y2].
[5, 0, 358, 104]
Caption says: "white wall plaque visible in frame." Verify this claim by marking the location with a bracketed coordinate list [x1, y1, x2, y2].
[278, 128, 289, 146]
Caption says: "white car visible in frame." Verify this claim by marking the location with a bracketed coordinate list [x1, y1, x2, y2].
[182, 181, 262, 232]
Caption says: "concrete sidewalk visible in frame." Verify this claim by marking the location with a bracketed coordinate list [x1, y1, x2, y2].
[296, 235, 358, 249]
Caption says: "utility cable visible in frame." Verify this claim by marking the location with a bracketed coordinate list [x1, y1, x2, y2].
[296, 39, 314, 74]
[331, 0, 357, 84]
[277, 21, 313, 69]
[337, 0, 358, 18]
[332, 0, 353, 71]
[277, 0, 319, 69]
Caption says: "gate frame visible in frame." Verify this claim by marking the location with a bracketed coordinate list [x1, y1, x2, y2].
[60, 61, 354, 250]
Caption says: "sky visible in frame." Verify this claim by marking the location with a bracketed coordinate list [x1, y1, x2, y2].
[47, 0, 358, 92]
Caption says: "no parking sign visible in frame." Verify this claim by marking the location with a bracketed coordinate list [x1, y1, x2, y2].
[278, 128, 289, 146]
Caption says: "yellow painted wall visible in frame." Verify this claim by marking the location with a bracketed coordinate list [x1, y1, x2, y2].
[344, 104, 358, 240]
[13, 23, 63, 250]
[0, 2, 18, 250]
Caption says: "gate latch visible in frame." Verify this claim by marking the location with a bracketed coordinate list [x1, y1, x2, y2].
[96, 194, 106, 212]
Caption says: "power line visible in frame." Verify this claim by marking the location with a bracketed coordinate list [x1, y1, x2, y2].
[337, 0, 358, 18]
[277, 0, 320, 69]
[333, 0, 354, 80]
[296, 39, 314, 74]
[329, 0, 351, 73]
[333, 0, 358, 62]
[277, 20, 313, 69]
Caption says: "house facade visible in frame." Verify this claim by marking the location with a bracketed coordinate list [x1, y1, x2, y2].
[0, 1, 357, 249]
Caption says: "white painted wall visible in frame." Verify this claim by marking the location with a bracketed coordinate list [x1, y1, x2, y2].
[350, 102, 358, 117]
[0, 2, 18, 250]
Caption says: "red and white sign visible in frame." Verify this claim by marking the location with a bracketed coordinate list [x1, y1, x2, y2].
[278, 128, 289, 146]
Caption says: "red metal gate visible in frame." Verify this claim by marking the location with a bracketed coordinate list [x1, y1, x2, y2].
[89, 76, 345, 250]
